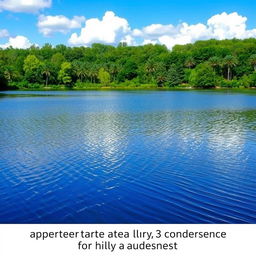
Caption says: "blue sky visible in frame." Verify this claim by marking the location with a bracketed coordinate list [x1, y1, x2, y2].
[0, 0, 256, 49]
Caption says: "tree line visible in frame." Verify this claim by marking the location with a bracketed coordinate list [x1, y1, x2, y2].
[1, 38, 256, 90]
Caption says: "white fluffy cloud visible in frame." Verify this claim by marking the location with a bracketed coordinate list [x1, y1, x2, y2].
[0, 35, 33, 49]
[1, 10, 254, 49]
[133, 12, 256, 49]
[0, 29, 9, 38]
[207, 12, 256, 39]
[0, 0, 51, 13]
[68, 11, 256, 49]
[137, 22, 210, 49]
[69, 11, 131, 46]
[133, 24, 177, 37]
[38, 15, 85, 36]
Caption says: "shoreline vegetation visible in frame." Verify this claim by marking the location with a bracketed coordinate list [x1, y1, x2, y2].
[3, 86, 256, 92]
[1, 39, 256, 91]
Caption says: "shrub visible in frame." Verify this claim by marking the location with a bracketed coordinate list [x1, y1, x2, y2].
[249, 72, 256, 87]
[98, 68, 111, 86]
[189, 64, 217, 88]
[219, 79, 240, 88]
[239, 75, 251, 88]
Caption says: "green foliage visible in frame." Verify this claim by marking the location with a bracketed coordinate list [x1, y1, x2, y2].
[239, 75, 251, 88]
[165, 64, 183, 87]
[238, 72, 256, 88]
[189, 64, 217, 88]
[51, 53, 65, 69]
[58, 62, 72, 85]
[184, 56, 195, 69]
[1, 38, 256, 90]
[42, 62, 54, 86]
[98, 68, 111, 86]
[223, 55, 238, 80]
[249, 72, 256, 87]
[219, 78, 240, 88]
[117, 60, 138, 82]
[23, 55, 42, 83]
[0, 67, 8, 90]
[184, 68, 192, 83]
[249, 54, 256, 71]
[75, 82, 101, 89]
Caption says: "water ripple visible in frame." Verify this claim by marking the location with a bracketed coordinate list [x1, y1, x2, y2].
[0, 91, 256, 223]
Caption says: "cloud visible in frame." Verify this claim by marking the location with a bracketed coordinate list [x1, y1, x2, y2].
[0, 35, 34, 49]
[133, 24, 177, 37]
[38, 15, 86, 36]
[207, 12, 256, 39]
[0, 0, 51, 13]
[0, 29, 9, 38]
[68, 11, 256, 49]
[1, 11, 255, 50]
[69, 11, 131, 46]
[136, 22, 210, 49]
[133, 12, 256, 49]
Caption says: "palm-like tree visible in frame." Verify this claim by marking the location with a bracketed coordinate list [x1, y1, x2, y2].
[108, 63, 119, 82]
[145, 59, 157, 82]
[156, 72, 167, 87]
[185, 56, 196, 69]
[223, 55, 238, 80]
[249, 54, 256, 71]
[155, 62, 167, 87]
[145, 59, 157, 74]
[75, 65, 87, 82]
[42, 64, 51, 86]
[3, 66, 17, 83]
[4, 70, 12, 82]
[208, 56, 222, 70]
[73, 61, 88, 82]
[88, 64, 99, 83]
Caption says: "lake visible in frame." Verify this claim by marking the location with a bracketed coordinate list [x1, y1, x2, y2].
[0, 90, 256, 223]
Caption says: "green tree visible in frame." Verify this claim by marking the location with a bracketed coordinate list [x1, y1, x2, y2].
[98, 68, 111, 86]
[145, 59, 157, 82]
[155, 62, 167, 87]
[185, 56, 196, 69]
[1, 38, 256, 89]
[23, 54, 42, 83]
[249, 72, 256, 87]
[223, 55, 238, 80]
[88, 64, 99, 83]
[42, 62, 52, 86]
[189, 63, 217, 88]
[165, 64, 183, 87]
[3, 66, 17, 83]
[208, 56, 222, 69]
[58, 62, 72, 85]
[51, 53, 65, 69]
[108, 63, 119, 82]
[73, 61, 87, 82]
[0, 66, 8, 90]
[117, 60, 138, 82]
[249, 54, 256, 71]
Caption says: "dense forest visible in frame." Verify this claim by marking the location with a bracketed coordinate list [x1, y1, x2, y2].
[1, 38, 256, 90]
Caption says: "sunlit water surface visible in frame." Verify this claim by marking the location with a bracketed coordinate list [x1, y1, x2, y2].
[0, 90, 256, 223]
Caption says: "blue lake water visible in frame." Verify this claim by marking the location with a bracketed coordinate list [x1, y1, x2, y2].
[0, 90, 256, 223]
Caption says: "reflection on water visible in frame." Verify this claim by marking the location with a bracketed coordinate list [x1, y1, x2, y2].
[0, 90, 256, 223]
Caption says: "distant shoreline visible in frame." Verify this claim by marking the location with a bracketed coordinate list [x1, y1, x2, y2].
[2, 86, 256, 93]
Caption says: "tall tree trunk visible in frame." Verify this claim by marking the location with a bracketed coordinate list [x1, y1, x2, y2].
[46, 76, 49, 86]
[227, 67, 231, 80]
